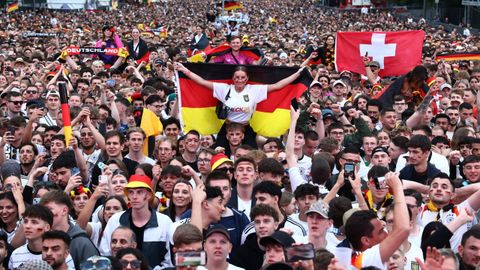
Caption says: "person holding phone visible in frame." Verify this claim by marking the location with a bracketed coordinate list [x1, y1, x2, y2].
[174, 63, 305, 150]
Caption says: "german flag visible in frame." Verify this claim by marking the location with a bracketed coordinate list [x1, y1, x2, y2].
[6, 2, 19, 13]
[223, 0, 242, 11]
[58, 82, 72, 146]
[205, 44, 263, 63]
[436, 52, 480, 62]
[178, 63, 312, 137]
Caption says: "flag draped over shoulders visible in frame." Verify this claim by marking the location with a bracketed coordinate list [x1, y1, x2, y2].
[177, 63, 312, 137]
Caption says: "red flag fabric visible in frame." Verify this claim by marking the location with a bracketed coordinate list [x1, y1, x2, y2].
[335, 31, 425, 77]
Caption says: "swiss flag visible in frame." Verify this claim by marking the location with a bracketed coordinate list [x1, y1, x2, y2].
[335, 31, 425, 77]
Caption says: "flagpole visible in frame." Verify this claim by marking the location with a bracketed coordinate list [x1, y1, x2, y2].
[222, 0, 224, 14]
[174, 70, 185, 133]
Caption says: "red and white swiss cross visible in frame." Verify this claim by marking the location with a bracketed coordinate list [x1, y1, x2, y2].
[335, 30, 425, 77]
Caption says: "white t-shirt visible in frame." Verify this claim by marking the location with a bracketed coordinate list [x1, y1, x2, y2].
[288, 213, 308, 235]
[9, 243, 75, 269]
[237, 196, 252, 219]
[360, 244, 385, 269]
[405, 243, 424, 270]
[213, 83, 268, 123]
[420, 200, 474, 252]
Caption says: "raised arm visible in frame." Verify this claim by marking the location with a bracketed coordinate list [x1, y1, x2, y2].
[379, 172, 410, 263]
[267, 67, 304, 92]
[174, 62, 213, 90]
[77, 185, 109, 236]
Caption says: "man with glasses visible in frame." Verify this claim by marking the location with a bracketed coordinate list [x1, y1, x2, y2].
[197, 148, 214, 179]
[326, 146, 363, 201]
[5, 91, 24, 119]
[393, 95, 407, 121]
[39, 90, 60, 126]
[77, 115, 105, 180]
[155, 137, 176, 169]
[145, 94, 163, 117]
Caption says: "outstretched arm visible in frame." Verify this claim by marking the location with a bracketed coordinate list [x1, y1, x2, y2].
[267, 67, 304, 92]
[174, 62, 213, 90]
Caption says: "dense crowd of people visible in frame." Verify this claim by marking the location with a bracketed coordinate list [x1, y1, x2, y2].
[0, 0, 479, 269]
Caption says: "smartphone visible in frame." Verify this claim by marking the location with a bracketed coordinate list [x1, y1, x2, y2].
[374, 176, 386, 190]
[344, 163, 355, 180]
[98, 162, 106, 171]
[175, 251, 206, 267]
[32, 197, 41, 205]
[8, 126, 16, 135]
[71, 167, 80, 177]
[99, 175, 108, 185]
[284, 243, 315, 262]
[106, 79, 116, 88]
[411, 261, 420, 270]
[291, 98, 299, 111]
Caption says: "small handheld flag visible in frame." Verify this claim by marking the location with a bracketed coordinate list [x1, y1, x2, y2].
[58, 82, 72, 146]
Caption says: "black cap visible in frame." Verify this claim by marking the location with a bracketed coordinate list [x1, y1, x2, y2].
[371, 146, 389, 156]
[26, 99, 45, 109]
[205, 224, 231, 242]
[259, 231, 295, 248]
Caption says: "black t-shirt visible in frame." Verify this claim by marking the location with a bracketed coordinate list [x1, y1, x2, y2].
[130, 215, 147, 250]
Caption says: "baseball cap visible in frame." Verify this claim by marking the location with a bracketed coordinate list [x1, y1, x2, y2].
[259, 231, 295, 248]
[125, 174, 153, 193]
[205, 224, 231, 242]
[440, 83, 452, 91]
[310, 80, 321, 88]
[305, 199, 329, 218]
[26, 99, 45, 109]
[322, 108, 335, 120]
[332, 80, 346, 87]
[279, 52, 288, 59]
[371, 146, 389, 156]
[46, 90, 60, 99]
[342, 207, 361, 225]
[210, 153, 233, 171]
[369, 60, 380, 67]
[260, 262, 294, 270]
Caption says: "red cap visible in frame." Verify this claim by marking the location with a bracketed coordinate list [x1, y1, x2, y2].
[210, 153, 233, 171]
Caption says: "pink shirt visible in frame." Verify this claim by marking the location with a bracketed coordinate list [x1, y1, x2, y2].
[214, 52, 255, 65]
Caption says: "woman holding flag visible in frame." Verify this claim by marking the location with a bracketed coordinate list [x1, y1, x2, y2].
[174, 62, 305, 150]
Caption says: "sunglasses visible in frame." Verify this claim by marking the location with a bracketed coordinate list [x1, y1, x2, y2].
[9, 100, 22, 105]
[119, 259, 142, 269]
[25, 90, 38, 94]
[216, 167, 234, 173]
[80, 257, 111, 270]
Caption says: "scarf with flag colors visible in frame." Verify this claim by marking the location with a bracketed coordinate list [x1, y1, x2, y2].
[177, 63, 312, 137]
